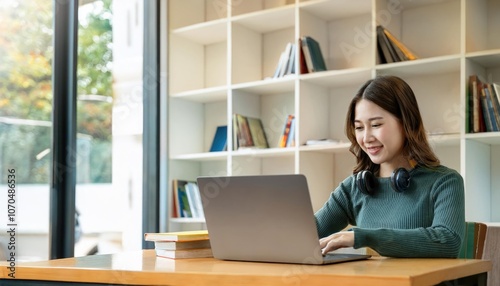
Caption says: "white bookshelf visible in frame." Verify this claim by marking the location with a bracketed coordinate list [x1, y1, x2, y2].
[166, 0, 500, 231]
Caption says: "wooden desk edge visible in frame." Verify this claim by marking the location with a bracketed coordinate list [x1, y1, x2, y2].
[413, 258, 491, 285]
[0, 250, 493, 286]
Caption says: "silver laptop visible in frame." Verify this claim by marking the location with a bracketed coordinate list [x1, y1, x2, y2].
[197, 174, 371, 265]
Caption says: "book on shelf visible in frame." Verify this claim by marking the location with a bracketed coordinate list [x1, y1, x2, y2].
[481, 223, 500, 286]
[467, 75, 475, 133]
[209, 125, 227, 152]
[273, 49, 287, 78]
[480, 85, 494, 132]
[486, 82, 500, 129]
[469, 75, 486, 133]
[493, 82, 500, 131]
[246, 116, 269, 148]
[376, 25, 418, 64]
[376, 25, 398, 63]
[171, 179, 181, 218]
[185, 181, 204, 219]
[494, 83, 500, 111]
[235, 113, 254, 148]
[468, 75, 500, 133]
[383, 27, 418, 61]
[171, 179, 204, 219]
[298, 37, 309, 74]
[286, 117, 296, 147]
[145, 230, 209, 242]
[155, 247, 213, 259]
[272, 42, 296, 78]
[482, 84, 499, 131]
[177, 180, 191, 218]
[300, 36, 327, 73]
[286, 43, 296, 75]
[278, 114, 295, 148]
[232, 114, 239, 150]
[232, 113, 269, 150]
[154, 239, 211, 251]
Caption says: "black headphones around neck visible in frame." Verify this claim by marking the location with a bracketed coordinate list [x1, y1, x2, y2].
[356, 168, 411, 195]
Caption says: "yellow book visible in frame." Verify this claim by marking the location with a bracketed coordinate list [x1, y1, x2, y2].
[382, 27, 418, 61]
[144, 230, 209, 242]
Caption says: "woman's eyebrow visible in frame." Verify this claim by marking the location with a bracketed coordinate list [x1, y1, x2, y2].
[354, 116, 384, 123]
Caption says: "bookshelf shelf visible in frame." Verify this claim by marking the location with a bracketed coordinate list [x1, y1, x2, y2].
[172, 152, 229, 162]
[231, 147, 296, 158]
[466, 50, 500, 68]
[231, 5, 296, 33]
[299, 142, 350, 154]
[166, 0, 500, 230]
[172, 18, 228, 45]
[171, 86, 228, 102]
[376, 55, 461, 77]
[299, 0, 371, 21]
[231, 77, 296, 94]
[170, 217, 206, 224]
[300, 67, 372, 88]
[465, 132, 500, 145]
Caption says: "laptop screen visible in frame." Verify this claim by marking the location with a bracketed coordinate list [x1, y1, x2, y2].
[197, 174, 352, 264]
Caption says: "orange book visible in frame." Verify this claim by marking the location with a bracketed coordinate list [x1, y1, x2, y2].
[279, 115, 294, 148]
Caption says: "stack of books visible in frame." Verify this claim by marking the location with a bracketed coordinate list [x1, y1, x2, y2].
[467, 75, 500, 133]
[376, 25, 418, 64]
[232, 113, 269, 150]
[272, 42, 296, 78]
[144, 230, 212, 259]
[271, 36, 327, 78]
[171, 180, 204, 219]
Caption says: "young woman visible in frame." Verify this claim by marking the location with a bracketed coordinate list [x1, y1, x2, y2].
[315, 75, 465, 258]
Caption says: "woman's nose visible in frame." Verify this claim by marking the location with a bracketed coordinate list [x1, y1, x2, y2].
[363, 129, 373, 143]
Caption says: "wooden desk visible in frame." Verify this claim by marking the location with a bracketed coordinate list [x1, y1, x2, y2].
[0, 250, 492, 286]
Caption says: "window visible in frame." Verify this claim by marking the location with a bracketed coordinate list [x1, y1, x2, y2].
[0, 0, 145, 260]
[0, 0, 54, 261]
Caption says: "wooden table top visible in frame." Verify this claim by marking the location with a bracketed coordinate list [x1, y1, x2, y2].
[0, 250, 492, 286]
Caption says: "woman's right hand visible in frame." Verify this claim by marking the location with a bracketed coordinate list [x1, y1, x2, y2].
[319, 231, 354, 255]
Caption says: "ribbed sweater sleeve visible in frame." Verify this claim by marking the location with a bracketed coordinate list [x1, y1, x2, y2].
[314, 165, 465, 258]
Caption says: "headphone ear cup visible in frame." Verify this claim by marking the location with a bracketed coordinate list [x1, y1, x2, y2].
[357, 170, 376, 195]
[391, 168, 411, 192]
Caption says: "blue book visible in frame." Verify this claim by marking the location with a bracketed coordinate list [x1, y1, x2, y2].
[303, 36, 327, 72]
[209, 125, 228, 152]
[286, 117, 296, 147]
[177, 183, 191, 218]
[484, 87, 499, 131]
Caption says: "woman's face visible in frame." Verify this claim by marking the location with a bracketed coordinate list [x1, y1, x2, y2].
[354, 99, 406, 175]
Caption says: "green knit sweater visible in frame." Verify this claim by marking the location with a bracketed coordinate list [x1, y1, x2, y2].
[314, 165, 465, 258]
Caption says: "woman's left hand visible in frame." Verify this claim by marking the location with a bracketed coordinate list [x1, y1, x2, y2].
[319, 231, 354, 255]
